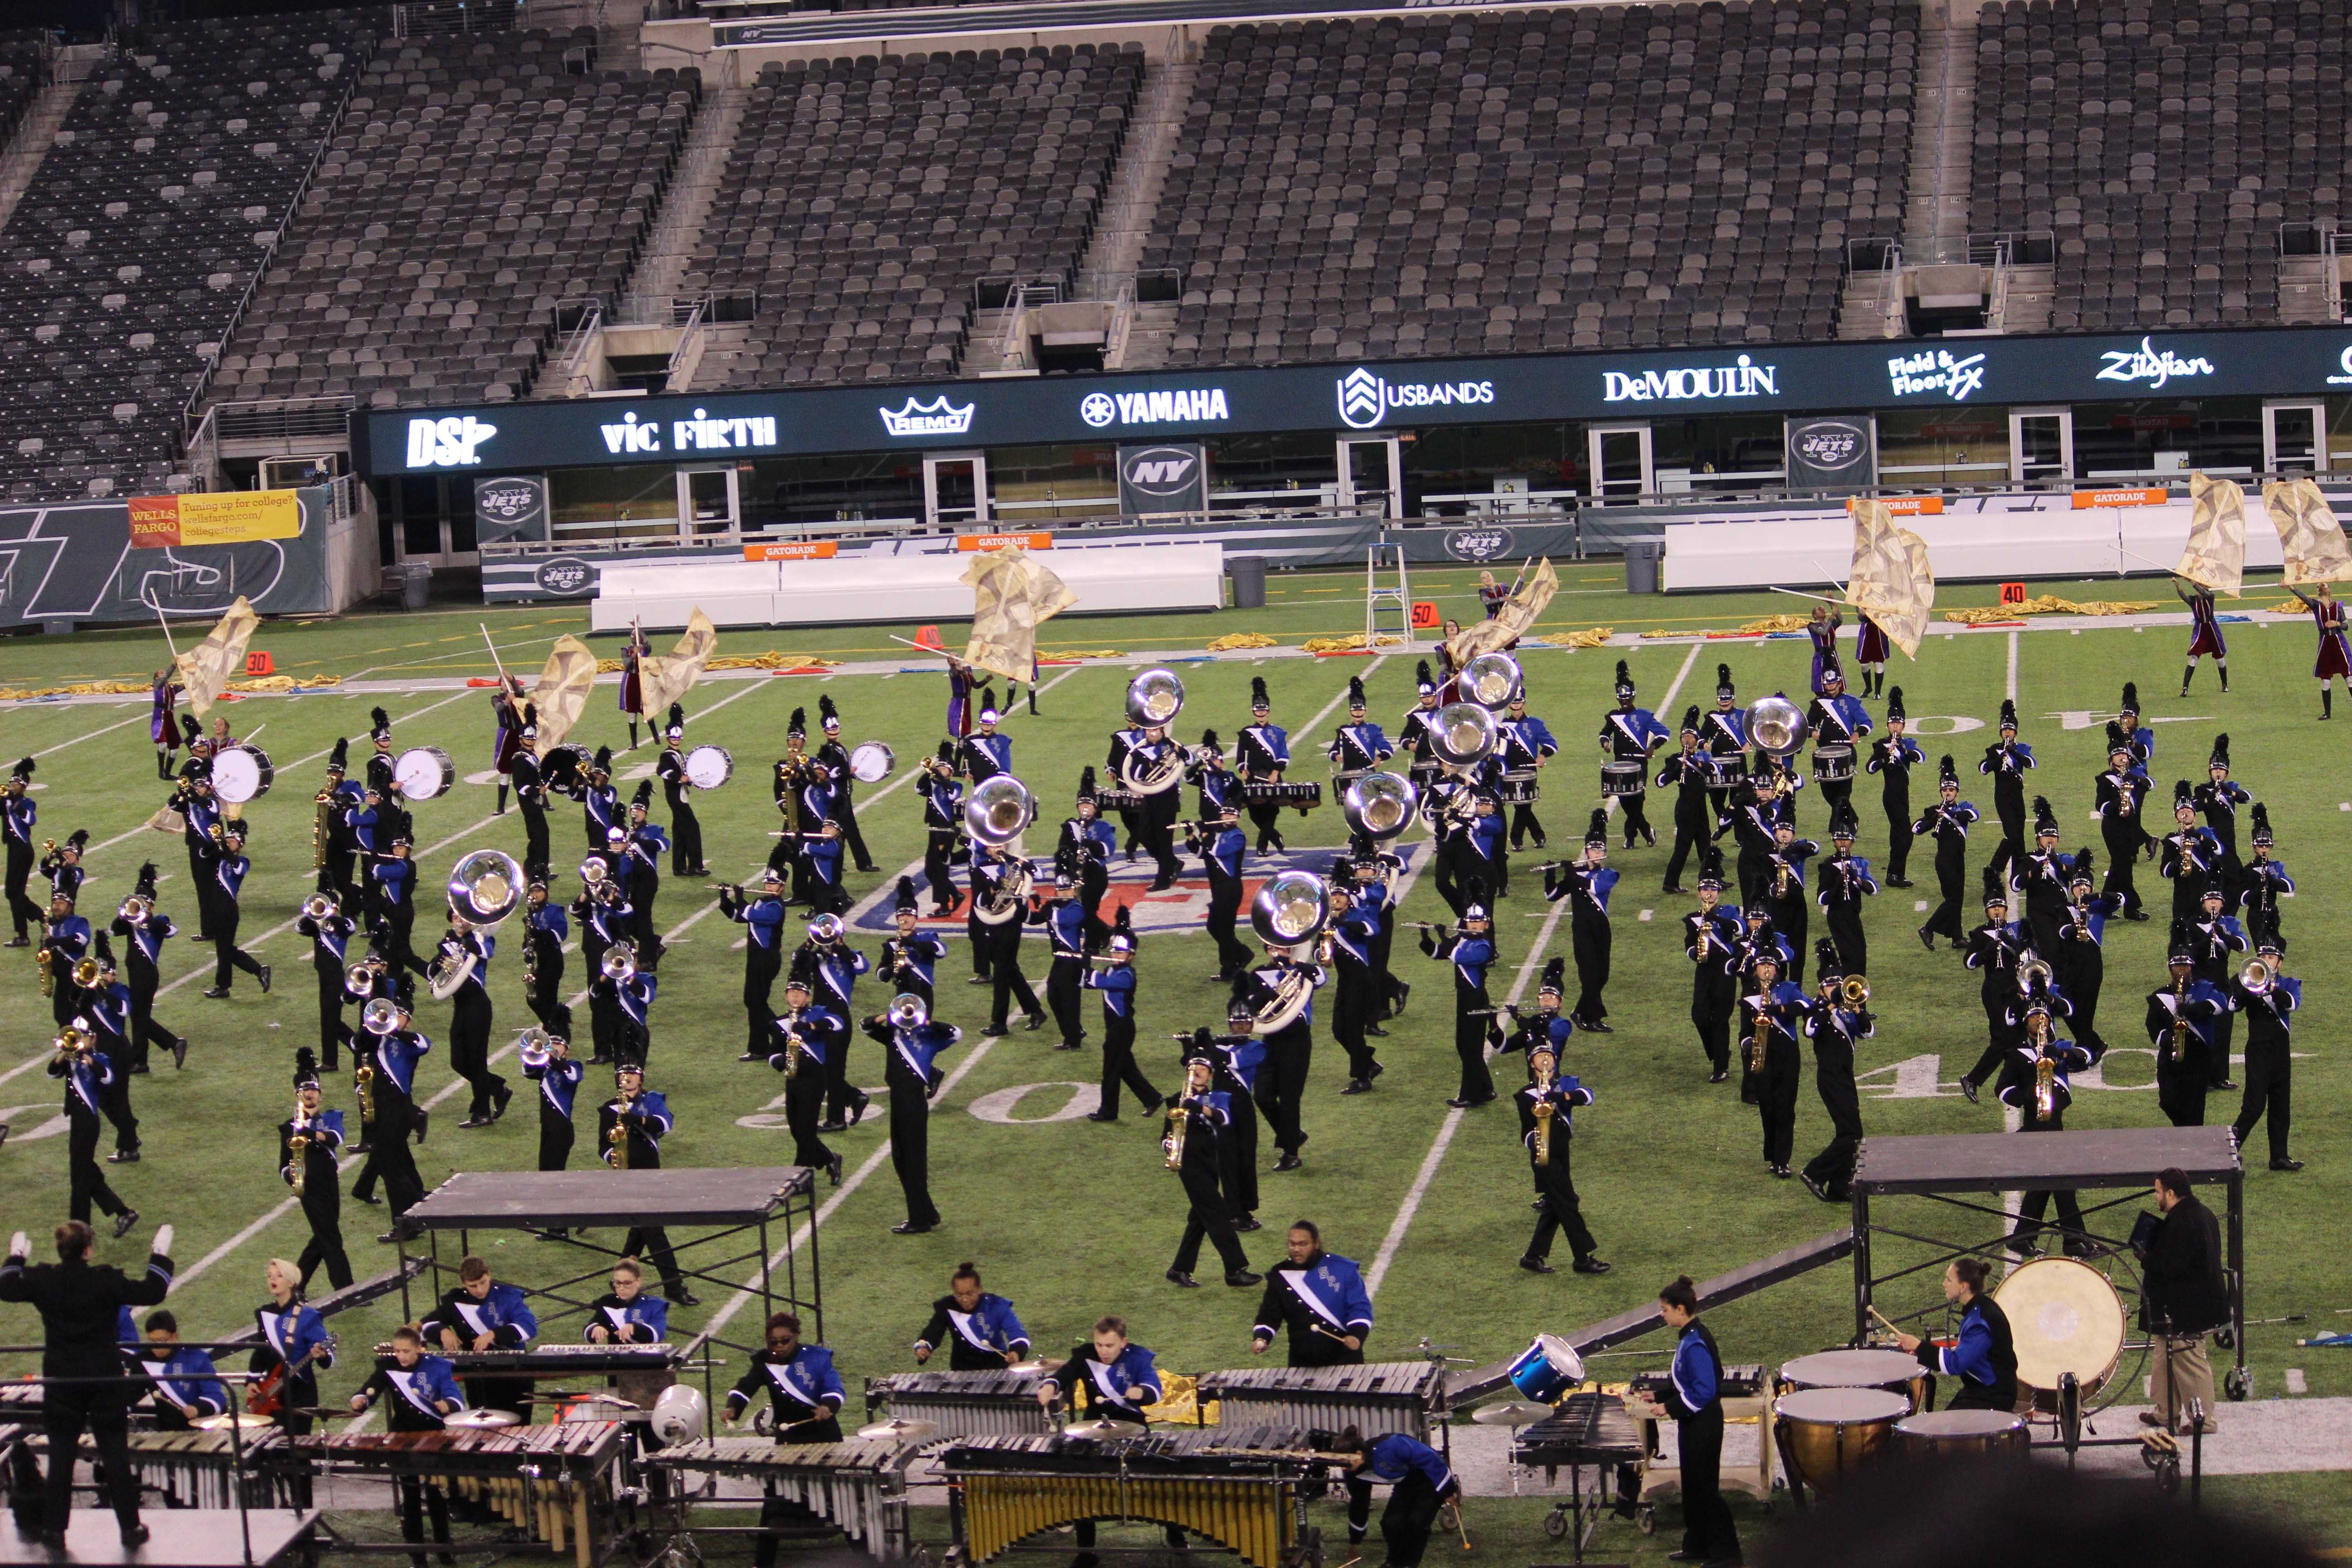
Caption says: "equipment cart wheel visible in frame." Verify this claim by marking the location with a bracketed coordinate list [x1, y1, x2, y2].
[2224, 1366, 2250, 1401]
[1542, 1503, 1570, 1540]
[1637, 1503, 1656, 1535]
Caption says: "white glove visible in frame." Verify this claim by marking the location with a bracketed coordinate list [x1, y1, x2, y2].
[7, 1232, 25, 1260]
[152, 1225, 174, 1257]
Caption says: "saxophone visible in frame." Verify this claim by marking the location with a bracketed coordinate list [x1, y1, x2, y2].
[355, 1062, 376, 1126]
[1163, 1101, 1189, 1171]
[1532, 1096, 1555, 1168]
[2034, 1052, 2058, 1120]
[2158, 975, 2188, 1067]
[289, 1113, 311, 1199]
[313, 788, 334, 872]
[608, 1117, 631, 1170]
[39, 936, 52, 998]
[779, 1011, 803, 1078]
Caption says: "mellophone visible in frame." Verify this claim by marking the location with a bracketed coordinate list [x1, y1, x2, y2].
[648, 1436, 917, 1558]
[941, 1426, 1332, 1568]
[287, 1420, 628, 1568]
[1193, 1361, 1446, 1443]
[865, 1367, 1060, 1438]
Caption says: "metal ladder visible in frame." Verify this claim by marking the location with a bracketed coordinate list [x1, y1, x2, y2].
[1366, 543, 1413, 648]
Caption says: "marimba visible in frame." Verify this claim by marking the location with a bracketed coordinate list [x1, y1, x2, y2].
[1193, 1362, 1445, 1443]
[287, 1421, 627, 1568]
[1627, 1363, 1768, 1403]
[865, 1368, 1058, 1438]
[377, 1342, 686, 1376]
[940, 1426, 1329, 1568]
[1511, 1393, 1645, 1565]
[27, 1427, 289, 1511]
[648, 1436, 917, 1558]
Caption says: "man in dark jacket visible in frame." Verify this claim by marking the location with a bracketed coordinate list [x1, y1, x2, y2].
[0, 1220, 175, 1547]
[2135, 1167, 2227, 1434]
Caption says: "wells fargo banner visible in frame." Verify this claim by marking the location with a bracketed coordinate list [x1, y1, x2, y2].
[128, 490, 303, 547]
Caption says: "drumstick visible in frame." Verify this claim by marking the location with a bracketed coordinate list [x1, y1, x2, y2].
[1867, 1305, 1903, 1337]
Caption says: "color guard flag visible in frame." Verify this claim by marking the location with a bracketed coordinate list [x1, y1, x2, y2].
[638, 608, 717, 717]
[173, 596, 260, 717]
[529, 634, 599, 755]
[1445, 558, 1560, 663]
[2262, 477, 2352, 586]
[961, 545, 1078, 684]
[2178, 472, 2247, 596]
[1845, 499, 1935, 659]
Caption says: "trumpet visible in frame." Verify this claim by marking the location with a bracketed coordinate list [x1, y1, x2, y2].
[1841, 974, 1870, 1006]
[302, 892, 339, 922]
[118, 894, 151, 926]
[607, 1120, 630, 1171]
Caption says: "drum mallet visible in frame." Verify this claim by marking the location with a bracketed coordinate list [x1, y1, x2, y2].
[1444, 1500, 1471, 1552]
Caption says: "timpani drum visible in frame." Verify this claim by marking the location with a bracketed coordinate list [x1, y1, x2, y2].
[393, 744, 456, 800]
[1779, 1348, 1924, 1406]
[210, 745, 274, 804]
[1773, 1387, 1908, 1493]
[1811, 743, 1857, 784]
[684, 743, 735, 790]
[1497, 769, 1540, 804]
[848, 741, 895, 784]
[1893, 1408, 2029, 1462]
[1600, 761, 1646, 798]
[1994, 1256, 2127, 1396]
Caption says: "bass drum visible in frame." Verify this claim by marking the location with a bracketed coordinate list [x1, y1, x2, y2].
[848, 741, 894, 784]
[393, 745, 456, 800]
[1995, 1256, 2127, 1396]
[211, 745, 274, 804]
[684, 744, 734, 790]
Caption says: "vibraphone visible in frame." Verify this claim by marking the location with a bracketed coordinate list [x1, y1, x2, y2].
[287, 1420, 627, 1568]
[1511, 1393, 1645, 1566]
[866, 1368, 1058, 1438]
[1240, 781, 1321, 813]
[27, 1426, 291, 1511]
[941, 1426, 1329, 1568]
[1193, 1362, 1445, 1445]
[647, 1436, 917, 1558]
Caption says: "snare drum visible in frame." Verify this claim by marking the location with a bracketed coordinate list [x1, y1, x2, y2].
[1779, 1348, 1925, 1404]
[848, 741, 894, 784]
[1711, 751, 1749, 788]
[210, 745, 274, 804]
[1811, 743, 1857, 783]
[1240, 780, 1322, 810]
[1892, 1408, 2029, 1462]
[1775, 1387, 1907, 1493]
[392, 745, 456, 800]
[1600, 760, 1646, 798]
[684, 744, 734, 790]
[1505, 1333, 1586, 1405]
[1498, 769, 1540, 804]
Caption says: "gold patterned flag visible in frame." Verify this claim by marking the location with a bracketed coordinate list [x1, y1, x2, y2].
[172, 596, 259, 717]
[529, 634, 599, 755]
[638, 608, 718, 717]
[1444, 558, 1560, 663]
[960, 546, 1078, 683]
[1844, 500, 1935, 658]
[2262, 477, 2352, 586]
[2178, 472, 2246, 596]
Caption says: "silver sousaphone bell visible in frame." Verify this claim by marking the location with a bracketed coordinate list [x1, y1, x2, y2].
[1342, 771, 1419, 841]
[448, 849, 526, 926]
[1431, 701, 1501, 767]
[1458, 651, 1523, 709]
[1126, 667, 1185, 726]
[965, 774, 1035, 846]
[1747, 695, 1807, 759]
[1120, 668, 1189, 794]
[1248, 869, 1330, 1032]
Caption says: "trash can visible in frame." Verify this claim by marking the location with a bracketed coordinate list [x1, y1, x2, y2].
[1228, 555, 1268, 610]
[399, 562, 431, 609]
[1623, 539, 1663, 594]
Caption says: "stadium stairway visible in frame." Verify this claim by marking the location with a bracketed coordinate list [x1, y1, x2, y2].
[0, 46, 99, 240]
[1902, 0, 1976, 265]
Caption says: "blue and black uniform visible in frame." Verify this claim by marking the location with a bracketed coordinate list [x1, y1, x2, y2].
[1344, 1434, 1459, 1568]
[721, 883, 788, 1058]
[1911, 1293, 2018, 1413]
[728, 1340, 848, 1568]
[1044, 1343, 1188, 1560]
[1658, 1317, 1740, 1565]
[916, 1293, 1030, 1371]
[1253, 1250, 1371, 1366]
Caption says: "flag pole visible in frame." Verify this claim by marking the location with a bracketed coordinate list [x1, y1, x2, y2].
[1768, 586, 1845, 606]
[887, 633, 955, 658]
[155, 601, 179, 662]
[479, 623, 512, 688]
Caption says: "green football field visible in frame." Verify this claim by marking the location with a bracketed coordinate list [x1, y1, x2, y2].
[1, 564, 2348, 1555]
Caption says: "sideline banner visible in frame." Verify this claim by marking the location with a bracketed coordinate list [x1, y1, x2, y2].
[0, 487, 335, 629]
[129, 490, 302, 548]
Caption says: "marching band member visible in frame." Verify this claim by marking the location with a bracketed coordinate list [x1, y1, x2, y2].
[2176, 578, 2228, 694]
[1684, 849, 1744, 1083]
[51, 1025, 136, 1233]
[108, 863, 186, 1075]
[2187, 879, 2248, 1093]
[364, 708, 396, 799]
[1421, 894, 1499, 1109]
[1083, 929, 1161, 1122]
[718, 869, 789, 1064]
[521, 878, 573, 1044]
[1799, 940, 1872, 1204]
[1598, 661, 1669, 849]
[881, 878, 947, 1009]
[1254, 1220, 1372, 1359]
[370, 833, 423, 980]
[1867, 686, 1923, 887]
[2094, 739, 2154, 920]
[765, 966, 846, 1185]
[82, 947, 143, 1163]
[42, 889, 92, 1029]
[1426, 768, 1483, 916]
[1397, 663, 1442, 791]
[1495, 959, 1572, 1075]
[1107, 712, 1150, 862]
[137, 1311, 226, 1460]
[619, 621, 649, 750]
[1514, 1036, 1605, 1276]
[625, 783, 670, 962]
[1740, 947, 1805, 1177]
[1955, 869, 2028, 1104]
[359, 978, 429, 1236]
[3, 758, 38, 946]
[2285, 582, 2351, 718]
[2159, 780, 2223, 928]
[920, 743, 964, 916]
[1804, 603, 1842, 695]
[522, 1030, 582, 1177]
[1237, 677, 1291, 854]
[2056, 850, 2119, 1059]
[1059, 770, 1117, 946]
[1239, 939, 1325, 1174]
[2110, 683, 2154, 768]
[440, 916, 509, 1129]
[1199, 802, 1252, 980]
[488, 674, 526, 816]
[1804, 658, 1872, 822]
[1636, 1277, 1740, 1568]
[1338, 1427, 1461, 1568]
[1037, 1318, 1193, 1565]
[1656, 708, 1715, 893]
[281, 1052, 351, 1289]
[812, 697, 877, 875]
[2193, 733, 2250, 864]
[655, 705, 707, 877]
[1329, 676, 1393, 789]
[583, 746, 620, 852]
[1763, 816, 1818, 990]
[863, 995, 961, 1234]
[298, 887, 356, 1072]
[574, 874, 632, 1064]
[511, 716, 550, 883]
[960, 703, 1013, 784]
[1036, 867, 1093, 1053]
[425, 1258, 540, 1423]
[592, 934, 659, 1073]
[2013, 797, 2069, 957]
[176, 764, 221, 941]
[946, 654, 986, 740]
[1980, 700, 2035, 867]
[1547, 814, 1619, 1030]
[1498, 688, 1556, 853]
[599, 1065, 696, 1301]
[726, 1308, 848, 1568]
[586, 1258, 669, 1344]
[348, 1323, 461, 1565]
[1207, 1001, 1266, 1229]
[2005, 990, 2097, 1255]
[151, 669, 185, 779]
[971, 850, 1044, 1039]
[1914, 757, 1980, 951]
[1326, 869, 1383, 1093]
[2226, 934, 2301, 1171]
[1816, 804, 1877, 980]
[2150, 936, 2220, 1134]
[916, 1264, 1030, 1367]
[39, 829, 87, 909]
[1698, 663, 1748, 818]
[1352, 844, 1410, 1026]
[2234, 804, 2291, 945]
[1853, 607, 1890, 697]
[252, 1259, 335, 1503]
[1160, 1051, 1259, 1288]
[1892, 1259, 2018, 1413]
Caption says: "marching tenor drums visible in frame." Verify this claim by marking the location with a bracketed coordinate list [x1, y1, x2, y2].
[211, 745, 274, 804]
[1893, 1408, 2029, 1462]
[848, 741, 895, 784]
[393, 744, 456, 800]
[1774, 1387, 1908, 1493]
[1994, 1256, 2127, 1396]
[684, 744, 734, 790]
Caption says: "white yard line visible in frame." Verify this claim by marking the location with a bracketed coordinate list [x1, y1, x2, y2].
[854, 662, 1087, 813]
[31, 712, 149, 759]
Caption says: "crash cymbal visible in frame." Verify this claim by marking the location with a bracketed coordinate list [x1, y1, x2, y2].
[1062, 1418, 1147, 1441]
[856, 1417, 941, 1443]
[1471, 1401, 1553, 1427]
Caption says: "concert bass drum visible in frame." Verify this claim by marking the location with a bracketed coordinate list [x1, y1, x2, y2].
[393, 745, 456, 800]
[211, 745, 274, 804]
[684, 744, 734, 790]
[1994, 1256, 2127, 1398]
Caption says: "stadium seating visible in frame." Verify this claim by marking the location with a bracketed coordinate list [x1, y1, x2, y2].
[207, 30, 699, 408]
[1137, 3, 1916, 366]
[0, 12, 374, 501]
[0, 38, 44, 152]
[686, 43, 1141, 387]
[1970, 0, 2346, 331]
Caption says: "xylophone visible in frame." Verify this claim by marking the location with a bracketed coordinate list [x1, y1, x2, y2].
[377, 1342, 686, 1376]
[648, 1436, 916, 1558]
[288, 1421, 627, 1568]
[1512, 1393, 1645, 1563]
[26, 1427, 290, 1511]
[941, 1425, 1329, 1568]
[1194, 1362, 1445, 1443]
[866, 1368, 1058, 1438]
[1240, 781, 1321, 812]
